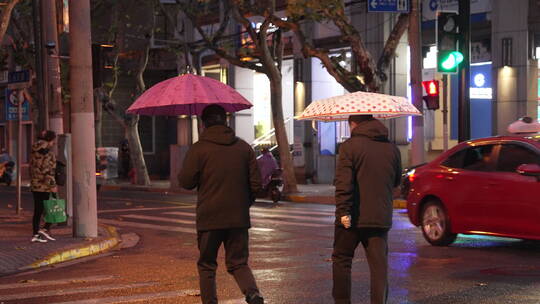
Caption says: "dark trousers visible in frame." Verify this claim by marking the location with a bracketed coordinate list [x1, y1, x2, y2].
[32, 191, 52, 235]
[197, 228, 260, 304]
[332, 226, 389, 304]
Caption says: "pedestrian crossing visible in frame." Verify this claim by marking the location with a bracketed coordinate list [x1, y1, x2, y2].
[0, 275, 244, 303]
[99, 204, 335, 234]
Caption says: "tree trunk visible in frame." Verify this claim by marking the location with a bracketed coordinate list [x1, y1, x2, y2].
[94, 88, 104, 147]
[126, 116, 150, 185]
[269, 75, 298, 194]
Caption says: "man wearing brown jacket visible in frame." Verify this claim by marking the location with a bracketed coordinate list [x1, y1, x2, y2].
[179, 104, 264, 304]
[332, 115, 402, 304]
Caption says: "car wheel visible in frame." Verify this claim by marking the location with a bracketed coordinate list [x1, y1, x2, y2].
[421, 200, 457, 246]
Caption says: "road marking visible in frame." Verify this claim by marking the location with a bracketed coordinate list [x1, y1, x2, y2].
[250, 211, 333, 222]
[99, 196, 194, 206]
[221, 299, 247, 304]
[253, 206, 334, 217]
[165, 211, 330, 228]
[0, 282, 156, 301]
[100, 219, 196, 234]
[0, 275, 115, 290]
[50, 289, 201, 304]
[121, 214, 195, 225]
[98, 206, 188, 214]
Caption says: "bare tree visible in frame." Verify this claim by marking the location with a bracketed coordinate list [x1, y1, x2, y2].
[93, 0, 155, 185]
[177, 0, 299, 193]
[279, 0, 409, 93]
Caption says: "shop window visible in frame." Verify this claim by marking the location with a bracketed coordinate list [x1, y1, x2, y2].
[319, 122, 336, 155]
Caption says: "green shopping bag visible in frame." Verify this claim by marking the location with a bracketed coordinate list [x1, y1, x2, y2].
[44, 194, 67, 223]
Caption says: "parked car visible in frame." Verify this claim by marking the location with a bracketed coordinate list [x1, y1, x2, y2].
[405, 134, 540, 246]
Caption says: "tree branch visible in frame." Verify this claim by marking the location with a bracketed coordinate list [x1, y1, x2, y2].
[270, 15, 365, 92]
[0, 0, 21, 44]
[179, 1, 265, 73]
[376, 13, 409, 82]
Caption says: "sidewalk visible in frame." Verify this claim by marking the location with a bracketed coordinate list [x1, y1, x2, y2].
[0, 209, 122, 277]
[100, 180, 407, 208]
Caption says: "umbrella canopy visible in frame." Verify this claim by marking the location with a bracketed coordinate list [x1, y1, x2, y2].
[296, 91, 422, 121]
[126, 74, 253, 116]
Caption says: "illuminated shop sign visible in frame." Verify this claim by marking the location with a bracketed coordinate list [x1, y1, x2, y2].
[470, 63, 492, 100]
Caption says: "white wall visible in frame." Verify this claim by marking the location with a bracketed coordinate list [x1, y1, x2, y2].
[234, 67, 255, 143]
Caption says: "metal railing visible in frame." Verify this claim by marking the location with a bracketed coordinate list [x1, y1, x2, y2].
[251, 117, 293, 158]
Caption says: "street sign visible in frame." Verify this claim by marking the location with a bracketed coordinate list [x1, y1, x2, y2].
[8, 70, 30, 84]
[368, 0, 410, 13]
[5, 89, 30, 121]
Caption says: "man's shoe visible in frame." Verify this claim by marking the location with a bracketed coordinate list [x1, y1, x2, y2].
[38, 229, 56, 241]
[246, 293, 264, 304]
[31, 234, 47, 243]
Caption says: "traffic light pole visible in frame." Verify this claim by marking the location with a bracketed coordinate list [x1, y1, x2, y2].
[409, 0, 425, 165]
[458, 0, 471, 142]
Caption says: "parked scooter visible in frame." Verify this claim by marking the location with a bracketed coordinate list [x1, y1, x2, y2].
[259, 168, 283, 203]
[0, 161, 15, 186]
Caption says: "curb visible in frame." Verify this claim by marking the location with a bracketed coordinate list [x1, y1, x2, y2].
[19, 224, 121, 272]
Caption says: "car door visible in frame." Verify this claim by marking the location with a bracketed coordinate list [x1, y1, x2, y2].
[439, 144, 497, 233]
[482, 142, 540, 237]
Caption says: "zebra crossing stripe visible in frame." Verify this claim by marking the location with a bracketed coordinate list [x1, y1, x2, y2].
[98, 206, 188, 214]
[100, 219, 196, 234]
[0, 275, 115, 290]
[50, 289, 201, 304]
[165, 211, 330, 228]
[252, 207, 334, 217]
[119, 214, 275, 232]
[0, 282, 156, 301]
[122, 214, 195, 225]
[249, 211, 333, 223]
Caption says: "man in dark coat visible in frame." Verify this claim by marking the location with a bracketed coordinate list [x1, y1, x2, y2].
[332, 115, 402, 304]
[179, 104, 264, 304]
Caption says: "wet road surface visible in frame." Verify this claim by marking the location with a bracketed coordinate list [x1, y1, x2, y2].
[0, 189, 539, 303]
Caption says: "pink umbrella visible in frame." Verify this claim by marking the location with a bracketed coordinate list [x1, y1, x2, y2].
[126, 74, 252, 116]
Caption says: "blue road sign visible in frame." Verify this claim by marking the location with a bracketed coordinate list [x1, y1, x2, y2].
[368, 0, 410, 13]
[5, 89, 30, 121]
[8, 70, 30, 84]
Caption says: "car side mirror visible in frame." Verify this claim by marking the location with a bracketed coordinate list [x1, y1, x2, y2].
[517, 164, 540, 181]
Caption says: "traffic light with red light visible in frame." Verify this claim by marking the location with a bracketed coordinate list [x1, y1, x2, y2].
[422, 80, 440, 110]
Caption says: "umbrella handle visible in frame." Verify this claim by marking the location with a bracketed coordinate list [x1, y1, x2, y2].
[311, 120, 318, 133]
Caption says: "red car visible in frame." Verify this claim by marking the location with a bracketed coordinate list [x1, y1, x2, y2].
[406, 134, 540, 246]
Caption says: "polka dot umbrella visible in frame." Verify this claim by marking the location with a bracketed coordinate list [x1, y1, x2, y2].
[296, 91, 422, 121]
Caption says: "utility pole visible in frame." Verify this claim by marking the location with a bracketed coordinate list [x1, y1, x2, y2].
[458, 0, 470, 142]
[69, 0, 97, 238]
[409, 0, 425, 165]
[32, 0, 47, 131]
[42, 0, 63, 134]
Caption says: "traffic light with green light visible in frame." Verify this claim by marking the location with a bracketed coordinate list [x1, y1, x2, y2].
[437, 12, 463, 73]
